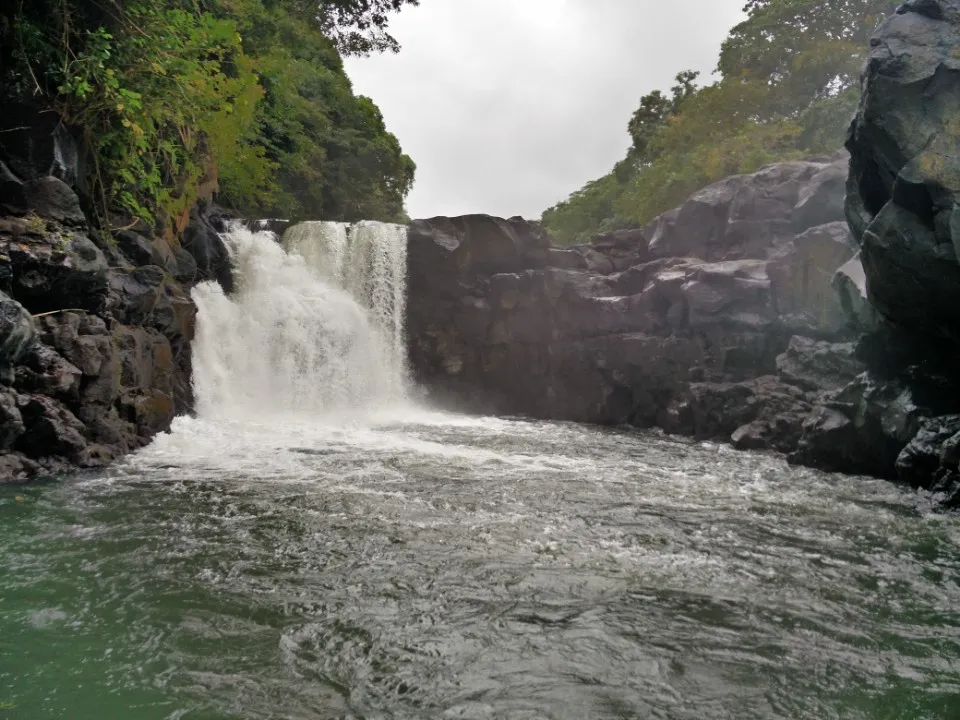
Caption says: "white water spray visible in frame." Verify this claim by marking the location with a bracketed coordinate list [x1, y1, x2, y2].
[191, 221, 409, 421]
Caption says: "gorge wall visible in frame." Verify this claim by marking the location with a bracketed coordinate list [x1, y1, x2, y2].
[0, 109, 233, 480]
[407, 0, 960, 509]
[407, 156, 868, 450]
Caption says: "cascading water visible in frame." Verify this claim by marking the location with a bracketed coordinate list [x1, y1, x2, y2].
[283, 220, 409, 388]
[190, 221, 409, 420]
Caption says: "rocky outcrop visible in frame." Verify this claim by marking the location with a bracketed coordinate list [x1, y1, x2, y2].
[407, 4, 960, 509]
[845, 0, 960, 345]
[789, 0, 960, 505]
[407, 154, 862, 450]
[0, 110, 234, 482]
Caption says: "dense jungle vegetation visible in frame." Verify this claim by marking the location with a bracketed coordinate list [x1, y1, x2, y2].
[541, 0, 900, 245]
[0, 0, 418, 228]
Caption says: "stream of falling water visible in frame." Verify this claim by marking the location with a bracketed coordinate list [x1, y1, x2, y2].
[1, 224, 958, 720]
[191, 222, 409, 419]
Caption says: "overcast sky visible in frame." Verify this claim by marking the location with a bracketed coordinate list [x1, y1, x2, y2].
[344, 0, 746, 220]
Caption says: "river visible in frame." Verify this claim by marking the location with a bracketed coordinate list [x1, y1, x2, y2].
[0, 224, 958, 719]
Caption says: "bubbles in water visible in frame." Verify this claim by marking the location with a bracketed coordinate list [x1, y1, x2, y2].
[190, 222, 409, 420]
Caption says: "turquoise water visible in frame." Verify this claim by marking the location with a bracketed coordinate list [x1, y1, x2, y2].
[1, 414, 959, 719]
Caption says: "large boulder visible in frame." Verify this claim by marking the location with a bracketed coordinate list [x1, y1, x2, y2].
[5, 222, 109, 315]
[408, 215, 552, 285]
[790, 374, 929, 478]
[896, 415, 960, 506]
[646, 154, 848, 261]
[845, 0, 960, 347]
[181, 203, 234, 292]
[775, 337, 864, 392]
[661, 376, 813, 452]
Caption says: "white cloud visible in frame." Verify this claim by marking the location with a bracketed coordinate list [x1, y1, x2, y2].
[345, 0, 746, 219]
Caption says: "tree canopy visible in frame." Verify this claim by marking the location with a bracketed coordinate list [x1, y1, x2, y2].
[541, 0, 900, 245]
[0, 0, 417, 228]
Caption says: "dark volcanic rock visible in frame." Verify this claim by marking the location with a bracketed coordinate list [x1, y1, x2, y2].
[8, 229, 109, 315]
[408, 171, 859, 437]
[661, 376, 812, 452]
[115, 231, 155, 267]
[646, 155, 848, 261]
[0, 390, 25, 451]
[15, 343, 83, 402]
[546, 248, 588, 270]
[846, 0, 960, 347]
[834, 253, 879, 333]
[409, 215, 551, 282]
[776, 337, 864, 392]
[22, 178, 86, 225]
[0, 291, 36, 365]
[1, 177, 87, 226]
[0, 136, 235, 481]
[181, 204, 235, 292]
[791, 375, 927, 478]
[896, 415, 960, 499]
[0, 106, 80, 185]
[16, 394, 87, 459]
[767, 222, 855, 337]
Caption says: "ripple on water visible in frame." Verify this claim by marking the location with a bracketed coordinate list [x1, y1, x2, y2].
[1, 413, 959, 719]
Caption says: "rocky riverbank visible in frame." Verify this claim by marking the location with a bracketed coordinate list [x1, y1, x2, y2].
[406, 0, 960, 509]
[406, 159, 869, 455]
[0, 108, 233, 481]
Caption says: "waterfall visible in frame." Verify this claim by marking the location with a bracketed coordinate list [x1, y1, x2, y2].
[190, 221, 409, 421]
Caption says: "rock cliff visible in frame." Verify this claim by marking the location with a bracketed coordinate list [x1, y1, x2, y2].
[408, 17, 960, 513]
[0, 108, 233, 481]
[793, 0, 960, 503]
[408, 154, 865, 449]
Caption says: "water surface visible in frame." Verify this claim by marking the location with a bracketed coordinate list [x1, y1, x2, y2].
[2, 411, 958, 720]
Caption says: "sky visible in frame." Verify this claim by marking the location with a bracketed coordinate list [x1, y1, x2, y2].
[344, 0, 746, 220]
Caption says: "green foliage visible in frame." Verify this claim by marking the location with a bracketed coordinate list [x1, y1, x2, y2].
[226, 2, 415, 222]
[315, 0, 421, 55]
[542, 0, 898, 245]
[1, 0, 415, 229]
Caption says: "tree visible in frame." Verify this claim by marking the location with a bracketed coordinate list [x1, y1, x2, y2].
[719, 0, 898, 115]
[316, 0, 420, 54]
[626, 70, 700, 167]
[541, 0, 901, 244]
[1, 0, 416, 227]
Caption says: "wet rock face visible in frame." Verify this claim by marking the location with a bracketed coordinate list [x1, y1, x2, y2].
[0, 127, 232, 482]
[0, 291, 36, 366]
[646, 154, 848, 261]
[407, 156, 861, 454]
[0, 105, 80, 186]
[897, 415, 960, 507]
[765, 0, 960, 505]
[846, 0, 960, 346]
